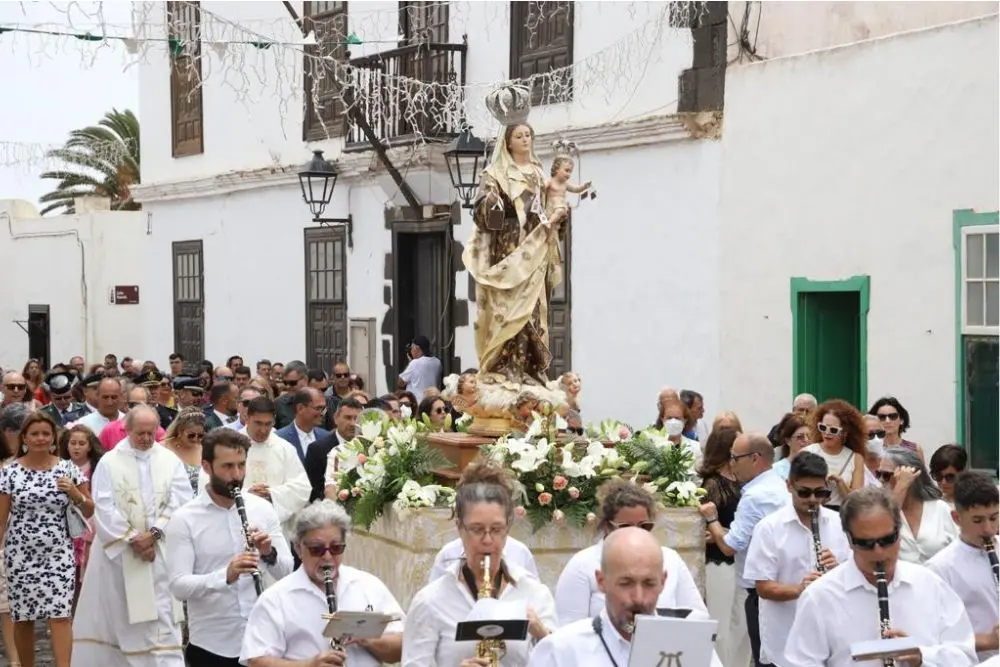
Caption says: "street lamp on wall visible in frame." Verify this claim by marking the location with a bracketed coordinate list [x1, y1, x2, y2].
[298, 149, 353, 248]
[443, 126, 487, 209]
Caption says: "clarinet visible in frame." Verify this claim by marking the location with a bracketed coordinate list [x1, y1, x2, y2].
[230, 486, 264, 596]
[809, 507, 826, 574]
[322, 564, 344, 652]
[985, 536, 999, 587]
[874, 561, 895, 667]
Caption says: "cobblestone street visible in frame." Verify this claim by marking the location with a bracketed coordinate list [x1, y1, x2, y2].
[0, 621, 54, 666]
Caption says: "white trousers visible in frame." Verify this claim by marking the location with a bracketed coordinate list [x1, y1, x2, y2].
[706, 561, 752, 667]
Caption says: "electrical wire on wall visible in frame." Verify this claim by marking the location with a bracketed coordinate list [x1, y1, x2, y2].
[729, 1, 764, 64]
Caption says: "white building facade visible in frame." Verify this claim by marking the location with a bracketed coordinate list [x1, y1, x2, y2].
[131, 0, 999, 447]
[0, 197, 152, 370]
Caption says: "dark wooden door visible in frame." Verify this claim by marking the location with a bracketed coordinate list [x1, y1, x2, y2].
[172, 241, 204, 363]
[547, 226, 571, 381]
[510, 1, 574, 103]
[394, 228, 454, 378]
[795, 291, 862, 406]
[305, 228, 348, 372]
[27, 305, 50, 370]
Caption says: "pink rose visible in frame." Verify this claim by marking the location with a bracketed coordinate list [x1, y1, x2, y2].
[514, 506, 527, 518]
[358, 453, 368, 465]
[619, 425, 631, 439]
[552, 509, 565, 523]
[552, 475, 568, 491]
[337, 489, 349, 502]
[568, 487, 580, 500]
[350, 487, 361, 497]
[538, 492, 553, 506]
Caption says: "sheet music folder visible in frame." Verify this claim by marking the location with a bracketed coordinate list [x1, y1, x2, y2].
[629, 615, 718, 667]
[455, 619, 530, 642]
[322, 611, 396, 641]
[850, 637, 921, 662]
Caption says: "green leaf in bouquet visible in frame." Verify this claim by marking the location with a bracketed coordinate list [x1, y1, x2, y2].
[562, 502, 591, 528]
[526, 505, 551, 532]
[351, 488, 385, 530]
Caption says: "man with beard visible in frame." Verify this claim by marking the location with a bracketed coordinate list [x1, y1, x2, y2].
[166, 429, 294, 667]
[529, 527, 722, 666]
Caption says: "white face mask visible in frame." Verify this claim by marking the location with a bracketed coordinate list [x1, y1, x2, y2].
[664, 418, 684, 437]
[867, 437, 884, 457]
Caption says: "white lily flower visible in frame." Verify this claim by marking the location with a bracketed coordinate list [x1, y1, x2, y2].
[525, 417, 543, 439]
[400, 404, 412, 419]
[561, 448, 598, 478]
[360, 419, 383, 441]
[512, 439, 550, 473]
[554, 414, 569, 431]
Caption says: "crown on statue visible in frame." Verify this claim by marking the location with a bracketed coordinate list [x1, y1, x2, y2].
[551, 139, 578, 159]
[485, 84, 532, 127]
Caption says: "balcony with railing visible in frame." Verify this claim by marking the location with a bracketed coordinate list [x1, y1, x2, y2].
[345, 40, 467, 151]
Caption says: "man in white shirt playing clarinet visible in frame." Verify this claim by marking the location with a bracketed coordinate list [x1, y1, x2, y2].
[744, 451, 852, 667]
[166, 428, 294, 666]
[528, 526, 722, 667]
[927, 471, 1000, 663]
[241, 500, 405, 667]
[785, 486, 978, 667]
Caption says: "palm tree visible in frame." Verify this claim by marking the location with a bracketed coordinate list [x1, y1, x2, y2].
[38, 108, 140, 216]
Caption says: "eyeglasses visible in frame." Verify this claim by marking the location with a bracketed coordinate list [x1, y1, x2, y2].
[3, 384, 26, 391]
[185, 432, 204, 441]
[876, 412, 899, 422]
[867, 429, 886, 439]
[817, 423, 842, 436]
[303, 542, 347, 557]
[794, 487, 833, 500]
[216, 376, 233, 382]
[875, 470, 894, 483]
[730, 451, 756, 462]
[610, 521, 655, 532]
[850, 530, 899, 551]
[310, 404, 327, 412]
[933, 472, 957, 484]
[462, 524, 509, 540]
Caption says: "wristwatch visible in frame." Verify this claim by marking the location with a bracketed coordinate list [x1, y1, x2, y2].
[149, 527, 164, 542]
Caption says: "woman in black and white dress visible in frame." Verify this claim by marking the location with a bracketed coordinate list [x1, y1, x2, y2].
[0, 410, 94, 667]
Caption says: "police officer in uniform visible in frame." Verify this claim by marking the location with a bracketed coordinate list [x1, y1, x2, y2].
[63, 372, 104, 422]
[139, 369, 176, 429]
[41, 372, 83, 427]
[173, 376, 205, 411]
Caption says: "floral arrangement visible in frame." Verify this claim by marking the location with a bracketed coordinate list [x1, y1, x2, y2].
[586, 418, 633, 443]
[615, 427, 706, 508]
[481, 417, 629, 531]
[331, 412, 455, 529]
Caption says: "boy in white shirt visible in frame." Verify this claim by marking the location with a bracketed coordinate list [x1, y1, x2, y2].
[927, 471, 999, 662]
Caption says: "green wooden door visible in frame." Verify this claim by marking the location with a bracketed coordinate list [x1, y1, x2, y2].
[965, 336, 999, 470]
[796, 291, 862, 406]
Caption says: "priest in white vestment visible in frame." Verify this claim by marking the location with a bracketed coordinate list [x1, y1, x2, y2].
[72, 406, 194, 667]
[240, 396, 312, 541]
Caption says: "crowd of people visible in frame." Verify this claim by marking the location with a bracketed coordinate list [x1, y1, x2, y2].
[0, 352, 995, 667]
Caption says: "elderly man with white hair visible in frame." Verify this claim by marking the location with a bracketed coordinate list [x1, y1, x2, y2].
[72, 405, 194, 667]
[241, 500, 405, 667]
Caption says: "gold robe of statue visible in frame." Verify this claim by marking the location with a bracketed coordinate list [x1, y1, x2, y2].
[461, 124, 564, 386]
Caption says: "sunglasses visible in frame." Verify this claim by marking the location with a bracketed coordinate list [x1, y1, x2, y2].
[185, 432, 204, 441]
[303, 542, 347, 558]
[4, 384, 26, 391]
[334, 373, 351, 379]
[610, 521, 656, 532]
[933, 472, 957, 484]
[867, 429, 886, 439]
[850, 530, 899, 551]
[433, 407, 447, 415]
[817, 423, 842, 436]
[794, 487, 833, 500]
[876, 412, 899, 422]
[875, 470, 894, 483]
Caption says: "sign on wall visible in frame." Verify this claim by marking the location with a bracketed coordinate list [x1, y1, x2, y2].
[110, 285, 140, 305]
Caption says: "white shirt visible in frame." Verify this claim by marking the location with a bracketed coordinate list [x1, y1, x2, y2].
[165, 490, 294, 658]
[429, 536, 539, 584]
[528, 608, 628, 667]
[294, 423, 317, 454]
[743, 504, 852, 666]
[241, 565, 404, 667]
[724, 468, 791, 588]
[899, 499, 958, 564]
[74, 409, 124, 435]
[213, 409, 231, 426]
[927, 537, 999, 662]
[554, 540, 708, 626]
[399, 355, 442, 401]
[403, 562, 557, 667]
[225, 418, 245, 431]
[323, 432, 351, 488]
[784, 558, 977, 667]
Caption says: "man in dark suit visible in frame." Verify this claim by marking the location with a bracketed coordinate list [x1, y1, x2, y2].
[63, 372, 104, 423]
[203, 382, 237, 431]
[173, 376, 205, 411]
[138, 370, 177, 429]
[304, 397, 363, 502]
[273, 362, 308, 430]
[41, 372, 82, 427]
[275, 388, 329, 464]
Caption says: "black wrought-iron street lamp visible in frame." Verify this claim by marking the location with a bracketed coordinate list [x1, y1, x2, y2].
[298, 149, 353, 247]
[443, 126, 487, 209]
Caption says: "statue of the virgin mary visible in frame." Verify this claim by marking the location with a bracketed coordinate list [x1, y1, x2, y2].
[462, 85, 565, 393]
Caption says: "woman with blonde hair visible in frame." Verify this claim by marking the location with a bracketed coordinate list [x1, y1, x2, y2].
[161, 408, 208, 494]
[403, 459, 556, 666]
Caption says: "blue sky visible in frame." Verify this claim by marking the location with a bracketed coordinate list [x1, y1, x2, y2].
[0, 1, 139, 211]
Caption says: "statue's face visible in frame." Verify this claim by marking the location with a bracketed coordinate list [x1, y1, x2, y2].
[507, 125, 532, 158]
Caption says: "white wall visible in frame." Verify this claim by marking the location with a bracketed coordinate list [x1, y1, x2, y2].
[718, 15, 999, 447]
[137, 1, 693, 187]
[0, 200, 151, 370]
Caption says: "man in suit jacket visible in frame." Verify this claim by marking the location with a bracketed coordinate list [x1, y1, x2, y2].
[41, 372, 82, 427]
[304, 397, 363, 502]
[203, 381, 237, 431]
[275, 388, 329, 464]
[62, 371, 104, 423]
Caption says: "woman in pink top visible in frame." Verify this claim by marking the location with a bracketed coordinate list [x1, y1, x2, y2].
[97, 386, 165, 449]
